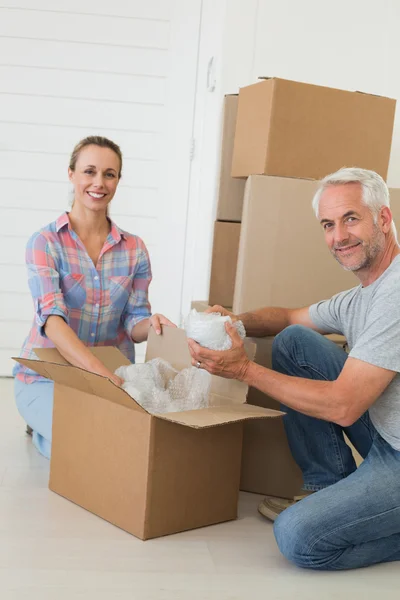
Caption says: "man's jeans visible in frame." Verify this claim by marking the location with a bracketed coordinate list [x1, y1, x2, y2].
[271, 325, 400, 570]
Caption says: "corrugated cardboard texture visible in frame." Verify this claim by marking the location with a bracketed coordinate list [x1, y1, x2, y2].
[241, 335, 347, 498]
[143, 419, 242, 539]
[232, 78, 396, 180]
[233, 176, 357, 313]
[16, 355, 142, 412]
[216, 95, 246, 222]
[240, 337, 303, 498]
[17, 327, 284, 539]
[232, 80, 274, 179]
[389, 187, 400, 225]
[209, 221, 241, 308]
[157, 403, 283, 428]
[34, 346, 131, 372]
[49, 384, 152, 539]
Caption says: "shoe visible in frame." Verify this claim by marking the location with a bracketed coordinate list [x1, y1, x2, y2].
[258, 493, 313, 522]
[26, 425, 33, 436]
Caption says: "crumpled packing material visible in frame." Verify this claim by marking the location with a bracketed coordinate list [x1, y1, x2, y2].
[115, 358, 211, 414]
[184, 309, 246, 350]
[115, 310, 246, 414]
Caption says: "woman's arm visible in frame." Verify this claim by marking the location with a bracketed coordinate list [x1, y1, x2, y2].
[26, 232, 123, 386]
[45, 316, 123, 385]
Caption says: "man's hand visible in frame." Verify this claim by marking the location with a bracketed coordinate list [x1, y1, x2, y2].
[149, 313, 177, 335]
[188, 321, 250, 380]
[205, 305, 239, 322]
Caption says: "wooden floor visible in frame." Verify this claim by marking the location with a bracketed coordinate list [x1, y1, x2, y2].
[1, 377, 398, 600]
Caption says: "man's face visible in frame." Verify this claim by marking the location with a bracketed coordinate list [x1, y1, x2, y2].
[318, 182, 386, 272]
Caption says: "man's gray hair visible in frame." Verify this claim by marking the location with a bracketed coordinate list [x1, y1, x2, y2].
[312, 167, 397, 237]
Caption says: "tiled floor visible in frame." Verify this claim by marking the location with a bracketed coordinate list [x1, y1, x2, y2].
[1, 377, 398, 599]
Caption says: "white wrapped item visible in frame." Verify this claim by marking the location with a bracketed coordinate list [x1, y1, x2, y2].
[184, 309, 246, 351]
[115, 358, 211, 414]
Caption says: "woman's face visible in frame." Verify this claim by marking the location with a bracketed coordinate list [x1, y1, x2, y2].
[68, 145, 121, 213]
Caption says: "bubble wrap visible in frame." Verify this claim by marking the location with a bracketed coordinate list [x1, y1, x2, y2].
[115, 358, 211, 414]
[184, 309, 246, 351]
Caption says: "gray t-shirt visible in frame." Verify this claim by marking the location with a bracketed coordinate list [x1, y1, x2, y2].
[309, 255, 400, 450]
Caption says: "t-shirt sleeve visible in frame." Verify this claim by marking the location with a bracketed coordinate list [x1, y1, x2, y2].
[349, 279, 400, 373]
[308, 290, 350, 335]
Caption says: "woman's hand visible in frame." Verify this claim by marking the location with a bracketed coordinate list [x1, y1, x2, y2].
[150, 313, 177, 335]
[109, 374, 124, 387]
[132, 314, 177, 342]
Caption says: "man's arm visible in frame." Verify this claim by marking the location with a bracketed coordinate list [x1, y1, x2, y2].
[243, 354, 396, 426]
[207, 304, 327, 337]
[188, 323, 396, 426]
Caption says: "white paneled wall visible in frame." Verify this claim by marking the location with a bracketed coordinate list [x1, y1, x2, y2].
[187, 0, 400, 303]
[0, 0, 202, 375]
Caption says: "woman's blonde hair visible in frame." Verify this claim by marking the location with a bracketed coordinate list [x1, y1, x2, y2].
[69, 135, 123, 177]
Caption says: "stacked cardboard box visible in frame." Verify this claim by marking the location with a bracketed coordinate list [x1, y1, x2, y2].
[206, 77, 397, 496]
[209, 77, 396, 311]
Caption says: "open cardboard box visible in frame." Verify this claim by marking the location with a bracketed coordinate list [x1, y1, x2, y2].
[14, 327, 282, 540]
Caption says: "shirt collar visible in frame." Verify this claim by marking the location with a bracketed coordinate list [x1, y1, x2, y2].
[56, 212, 127, 242]
[55, 212, 70, 232]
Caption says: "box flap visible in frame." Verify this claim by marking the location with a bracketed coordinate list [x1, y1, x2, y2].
[155, 404, 283, 429]
[146, 326, 192, 371]
[13, 355, 144, 413]
[146, 327, 255, 404]
[34, 346, 131, 372]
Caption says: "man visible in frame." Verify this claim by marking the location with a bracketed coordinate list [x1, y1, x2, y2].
[188, 167, 400, 571]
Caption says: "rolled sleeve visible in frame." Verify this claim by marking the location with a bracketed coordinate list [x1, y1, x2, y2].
[26, 233, 69, 337]
[122, 243, 152, 338]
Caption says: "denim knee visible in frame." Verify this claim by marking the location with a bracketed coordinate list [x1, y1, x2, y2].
[272, 325, 312, 368]
[274, 503, 307, 567]
[274, 499, 345, 570]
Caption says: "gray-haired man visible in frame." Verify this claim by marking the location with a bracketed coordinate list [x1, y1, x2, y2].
[188, 168, 400, 570]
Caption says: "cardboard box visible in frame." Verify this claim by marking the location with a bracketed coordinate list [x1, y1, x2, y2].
[241, 335, 347, 498]
[233, 175, 356, 314]
[189, 303, 347, 497]
[232, 77, 396, 181]
[216, 95, 246, 222]
[209, 221, 241, 308]
[14, 328, 281, 540]
[389, 187, 400, 224]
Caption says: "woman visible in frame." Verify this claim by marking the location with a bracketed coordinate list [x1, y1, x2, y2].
[13, 136, 175, 459]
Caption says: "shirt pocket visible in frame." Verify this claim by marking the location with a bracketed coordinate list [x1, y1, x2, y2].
[60, 273, 86, 309]
[108, 275, 133, 312]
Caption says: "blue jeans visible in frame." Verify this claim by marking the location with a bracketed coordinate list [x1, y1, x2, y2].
[14, 378, 54, 459]
[272, 325, 400, 570]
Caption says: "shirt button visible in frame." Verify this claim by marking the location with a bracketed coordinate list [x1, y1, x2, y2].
[91, 333, 95, 337]
[94, 276, 99, 281]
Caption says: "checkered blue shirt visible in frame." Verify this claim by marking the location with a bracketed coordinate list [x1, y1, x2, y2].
[14, 212, 152, 383]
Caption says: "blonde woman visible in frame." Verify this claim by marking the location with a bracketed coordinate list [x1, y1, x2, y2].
[14, 136, 175, 458]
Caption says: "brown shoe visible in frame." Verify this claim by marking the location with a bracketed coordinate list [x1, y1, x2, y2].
[258, 493, 313, 522]
[26, 425, 33, 436]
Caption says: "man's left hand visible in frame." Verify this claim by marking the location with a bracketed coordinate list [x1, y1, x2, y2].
[188, 322, 250, 380]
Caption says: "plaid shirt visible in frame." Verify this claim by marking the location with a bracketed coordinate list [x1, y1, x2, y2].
[14, 212, 152, 383]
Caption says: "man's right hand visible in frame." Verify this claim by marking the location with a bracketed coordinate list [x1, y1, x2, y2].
[205, 305, 239, 322]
